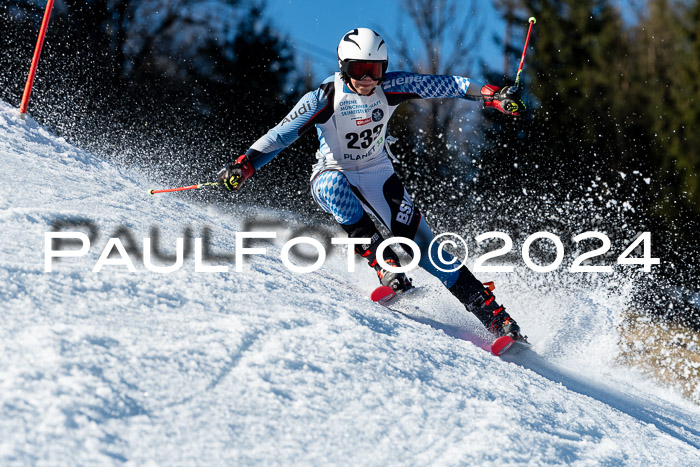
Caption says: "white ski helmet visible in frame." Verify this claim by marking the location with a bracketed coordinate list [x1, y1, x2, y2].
[337, 28, 388, 82]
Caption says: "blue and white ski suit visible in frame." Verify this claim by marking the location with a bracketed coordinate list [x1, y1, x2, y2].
[243, 71, 483, 288]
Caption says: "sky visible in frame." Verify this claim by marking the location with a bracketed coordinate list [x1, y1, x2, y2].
[265, 0, 643, 85]
[266, 0, 504, 82]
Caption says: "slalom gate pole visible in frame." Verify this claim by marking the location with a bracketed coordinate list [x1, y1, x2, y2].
[512, 16, 536, 92]
[19, 0, 55, 116]
[149, 182, 219, 195]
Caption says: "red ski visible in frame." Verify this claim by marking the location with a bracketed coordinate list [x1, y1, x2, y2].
[371, 285, 529, 357]
[491, 335, 530, 356]
[370, 285, 397, 304]
[491, 335, 516, 356]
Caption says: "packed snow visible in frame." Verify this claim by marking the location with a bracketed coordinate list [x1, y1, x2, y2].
[1, 100, 699, 465]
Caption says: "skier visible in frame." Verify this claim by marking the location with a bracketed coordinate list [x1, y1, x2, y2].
[218, 28, 527, 341]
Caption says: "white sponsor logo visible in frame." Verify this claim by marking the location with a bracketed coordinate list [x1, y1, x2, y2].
[396, 193, 414, 225]
[385, 74, 424, 88]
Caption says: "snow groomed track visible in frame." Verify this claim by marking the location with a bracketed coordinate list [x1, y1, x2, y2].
[1, 101, 698, 465]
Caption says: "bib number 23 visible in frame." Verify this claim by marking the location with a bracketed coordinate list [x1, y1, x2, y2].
[346, 124, 384, 149]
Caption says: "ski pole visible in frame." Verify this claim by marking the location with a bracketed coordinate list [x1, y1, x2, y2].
[19, 0, 55, 116]
[149, 182, 219, 195]
[512, 16, 536, 93]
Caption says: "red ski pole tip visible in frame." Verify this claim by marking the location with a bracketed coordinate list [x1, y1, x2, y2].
[149, 189, 155, 195]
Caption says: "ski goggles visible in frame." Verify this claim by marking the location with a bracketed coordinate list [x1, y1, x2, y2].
[345, 61, 386, 81]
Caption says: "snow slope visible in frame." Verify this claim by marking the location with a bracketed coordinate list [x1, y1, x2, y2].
[1, 100, 699, 465]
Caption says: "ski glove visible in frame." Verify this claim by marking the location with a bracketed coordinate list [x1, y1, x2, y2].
[218, 155, 255, 191]
[481, 85, 526, 116]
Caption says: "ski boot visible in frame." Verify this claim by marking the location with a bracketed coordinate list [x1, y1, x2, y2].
[374, 258, 413, 292]
[448, 267, 527, 342]
[467, 283, 527, 342]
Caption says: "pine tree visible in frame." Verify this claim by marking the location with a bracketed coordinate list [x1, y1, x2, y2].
[482, 0, 643, 189]
[637, 0, 700, 217]
[479, 0, 699, 327]
[678, 0, 700, 212]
